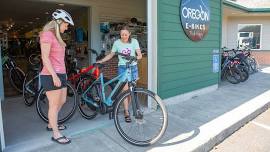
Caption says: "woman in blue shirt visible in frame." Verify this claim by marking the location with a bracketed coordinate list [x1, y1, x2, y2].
[97, 25, 142, 122]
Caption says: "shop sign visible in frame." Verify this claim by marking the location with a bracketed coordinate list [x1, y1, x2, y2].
[180, 0, 210, 41]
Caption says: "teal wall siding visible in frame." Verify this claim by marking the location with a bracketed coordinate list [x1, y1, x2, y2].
[157, 0, 222, 99]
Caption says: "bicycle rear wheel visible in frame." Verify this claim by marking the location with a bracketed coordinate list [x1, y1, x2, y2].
[77, 78, 98, 119]
[36, 82, 77, 124]
[23, 72, 39, 106]
[237, 64, 249, 82]
[224, 66, 242, 84]
[114, 88, 168, 146]
[248, 57, 258, 73]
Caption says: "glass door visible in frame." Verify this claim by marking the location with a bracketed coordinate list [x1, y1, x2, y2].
[0, 47, 6, 150]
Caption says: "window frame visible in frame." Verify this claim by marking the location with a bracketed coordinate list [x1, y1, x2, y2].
[237, 24, 262, 50]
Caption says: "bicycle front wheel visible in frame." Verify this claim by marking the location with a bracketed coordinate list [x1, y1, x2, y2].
[9, 67, 25, 93]
[36, 82, 77, 124]
[113, 88, 168, 146]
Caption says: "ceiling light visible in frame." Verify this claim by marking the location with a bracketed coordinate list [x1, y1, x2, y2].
[36, 17, 40, 20]
[45, 12, 49, 15]
[28, 22, 33, 24]
[58, 3, 65, 6]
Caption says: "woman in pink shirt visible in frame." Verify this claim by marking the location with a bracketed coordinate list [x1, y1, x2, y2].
[39, 9, 74, 144]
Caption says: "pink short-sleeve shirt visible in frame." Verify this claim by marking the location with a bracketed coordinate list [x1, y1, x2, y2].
[39, 31, 66, 75]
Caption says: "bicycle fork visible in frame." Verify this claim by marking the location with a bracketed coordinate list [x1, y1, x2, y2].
[129, 83, 143, 119]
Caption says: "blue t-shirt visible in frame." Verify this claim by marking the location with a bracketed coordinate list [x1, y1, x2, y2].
[111, 38, 140, 66]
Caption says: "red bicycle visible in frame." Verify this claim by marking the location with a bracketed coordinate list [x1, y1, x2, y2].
[67, 49, 112, 95]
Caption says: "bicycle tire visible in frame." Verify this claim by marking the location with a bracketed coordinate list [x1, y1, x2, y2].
[241, 59, 251, 74]
[248, 57, 258, 73]
[77, 79, 99, 119]
[36, 82, 77, 124]
[113, 88, 168, 146]
[23, 72, 39, 106]
[224, 66, 242, 84]
[9, 67, 25, 93]
[237, 64, 249, 82]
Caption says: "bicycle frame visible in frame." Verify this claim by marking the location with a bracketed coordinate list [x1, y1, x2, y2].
[25, 74, 40, 95]
[82, 66, 130, 107]
[2, 56, 15, 70]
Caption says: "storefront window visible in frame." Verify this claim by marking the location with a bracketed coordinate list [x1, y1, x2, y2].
[237, 24, 262, 49]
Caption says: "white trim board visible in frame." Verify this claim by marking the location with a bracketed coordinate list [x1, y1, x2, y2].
[147, 0, 158, 93]
[0, 101, 5, 151]
[164, 84, 218, 105]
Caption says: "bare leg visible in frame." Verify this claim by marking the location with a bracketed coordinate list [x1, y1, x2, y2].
[47, 87, 67, 127]
[58, 87, 67, 111]
[123, 84, 131, 116]
[46, 88, 70, 143]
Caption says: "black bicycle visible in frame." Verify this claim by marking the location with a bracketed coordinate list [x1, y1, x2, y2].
[36, 81, 77, 124]
[2, 50, 25, 92]
[23, 64, 40, 106]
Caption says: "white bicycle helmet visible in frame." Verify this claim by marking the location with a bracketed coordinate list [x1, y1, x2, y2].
[52, 9, 74, 26]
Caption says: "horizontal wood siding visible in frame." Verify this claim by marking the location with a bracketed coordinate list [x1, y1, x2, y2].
[157, 0, 221, 99]
[97, 0, 146, 22]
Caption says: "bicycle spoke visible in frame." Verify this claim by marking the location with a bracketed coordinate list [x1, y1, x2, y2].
[114, 88, 168, 146]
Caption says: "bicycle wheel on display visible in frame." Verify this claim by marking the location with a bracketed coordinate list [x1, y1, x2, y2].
[113, 88, 168, 146]
[9, 67, 25, 93]
[36, 82, 77, 124]
[23, 72, 39, 106]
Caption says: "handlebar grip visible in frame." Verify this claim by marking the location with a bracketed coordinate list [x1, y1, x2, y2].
[115, 52, 137, 61]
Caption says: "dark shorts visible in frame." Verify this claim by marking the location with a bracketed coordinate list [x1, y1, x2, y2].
[118, 65, 139, 81]
[40, 73, 67, 91]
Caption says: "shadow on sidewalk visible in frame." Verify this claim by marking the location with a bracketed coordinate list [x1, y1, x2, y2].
[3, 67, 270, 152]
[97, 69, 270, 152]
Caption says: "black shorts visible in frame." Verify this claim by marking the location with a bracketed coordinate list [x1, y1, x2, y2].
[40, 73, 67, 91]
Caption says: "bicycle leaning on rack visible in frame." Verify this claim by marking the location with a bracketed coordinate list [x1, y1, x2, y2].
[77, 52, 168, 146]
[2, 49, 25, 93]
[23, 63, 77, 123]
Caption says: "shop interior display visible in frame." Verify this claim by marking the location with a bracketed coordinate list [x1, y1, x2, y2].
[100, 19, 147, 53]
[0, 30, 8, 50]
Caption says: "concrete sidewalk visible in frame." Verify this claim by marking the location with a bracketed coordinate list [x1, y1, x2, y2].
[5, 67, 270, 152]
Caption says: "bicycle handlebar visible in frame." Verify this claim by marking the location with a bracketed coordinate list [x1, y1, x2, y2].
[115, 52, 137, 62]
[93, 52, 137, 69]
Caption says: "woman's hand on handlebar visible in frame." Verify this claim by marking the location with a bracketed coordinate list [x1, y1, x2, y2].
[96, 60, 102, 64]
